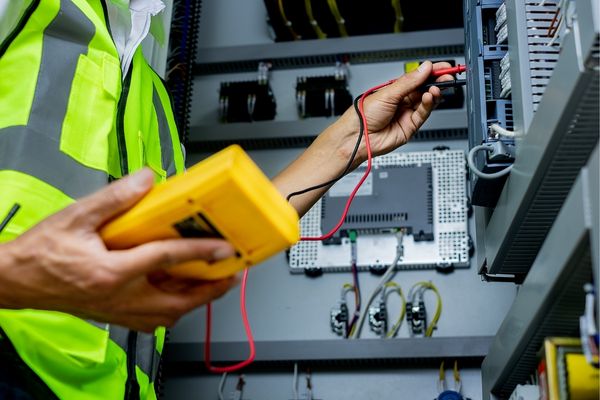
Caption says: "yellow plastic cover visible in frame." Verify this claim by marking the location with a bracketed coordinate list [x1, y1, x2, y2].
[101, 145, 300, 280]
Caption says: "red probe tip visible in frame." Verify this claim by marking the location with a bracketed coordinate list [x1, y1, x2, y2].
[431, 64, 467, 77]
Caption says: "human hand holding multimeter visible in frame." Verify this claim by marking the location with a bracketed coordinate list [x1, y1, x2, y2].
[100, 145, 300, 280]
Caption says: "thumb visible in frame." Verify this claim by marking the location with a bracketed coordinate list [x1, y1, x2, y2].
[372, 61, 432, 104]
[74, 168, 155, 228]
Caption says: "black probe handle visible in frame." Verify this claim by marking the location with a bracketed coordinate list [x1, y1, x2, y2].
[421, 79, 467, 91]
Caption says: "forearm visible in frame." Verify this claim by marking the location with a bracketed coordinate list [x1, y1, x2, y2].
[272, 112, 358, 216]
[0, 241, 21, 309]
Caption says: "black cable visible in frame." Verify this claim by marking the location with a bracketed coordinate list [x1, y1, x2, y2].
[286, 95, 365, 202]
[0, 204, 20, 235]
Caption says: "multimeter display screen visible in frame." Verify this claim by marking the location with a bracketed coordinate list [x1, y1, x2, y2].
[173, 213, 224, 239]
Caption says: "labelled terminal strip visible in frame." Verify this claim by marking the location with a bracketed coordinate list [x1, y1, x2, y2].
[523, 1, 562, 113]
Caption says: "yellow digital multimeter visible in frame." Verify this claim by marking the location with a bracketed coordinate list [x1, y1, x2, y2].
[100, 145, 300, 280]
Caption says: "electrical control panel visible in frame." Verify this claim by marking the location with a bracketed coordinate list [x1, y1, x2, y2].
[289, 150, 470, 273]
[320, 164, 434, 244]
[464, 0, 516, 207]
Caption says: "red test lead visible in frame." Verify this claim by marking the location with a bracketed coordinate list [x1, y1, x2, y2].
[431, 64, 467, 77]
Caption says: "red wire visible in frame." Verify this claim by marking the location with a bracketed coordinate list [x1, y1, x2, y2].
[203, 79, 396, 374]
[300, 80, 395, 241]
[204, 268, 255, 373]
[430, 64, 466, 77]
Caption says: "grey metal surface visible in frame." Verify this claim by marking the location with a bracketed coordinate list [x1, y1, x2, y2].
[164, 367, 485, 400]
[506, 0, 563, 133]
[171, 143, 516, 342]
[165, 144, 516, 399]
[484, 0, 600, 275]
[505, 0, 534, 133]
[587, 147, 600, 285]
[165, 337, 494, 364]
[481, 145, 599, 399]
[188, 109, 468, 144]
[195, 29, 465, 74]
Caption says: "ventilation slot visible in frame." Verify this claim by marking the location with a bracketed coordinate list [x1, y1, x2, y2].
[498, 74, 599, 274]
[344, 213, 408, 224]
[188, 128, 467, 151]
[195, 45, 465, 75]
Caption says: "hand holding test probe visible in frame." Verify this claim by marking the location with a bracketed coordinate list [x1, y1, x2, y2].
[59, 60, 452, 374]
[422, 64, 467, 91]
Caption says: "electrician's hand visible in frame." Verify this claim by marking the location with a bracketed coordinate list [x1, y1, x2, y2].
[335, 60, 454, 163]
[0, 169, 238, 333]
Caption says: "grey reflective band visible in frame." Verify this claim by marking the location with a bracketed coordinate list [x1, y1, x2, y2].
[28, 0, 94, 137]
[0, 0, 108, 199]
[135, 333, 159, 379]
[109, 325, 130, 353]
[0, 126, 109, 198]
[85, 321, 129, 353]
[87, 322, 158, 379]
[153, 87, 176, 177]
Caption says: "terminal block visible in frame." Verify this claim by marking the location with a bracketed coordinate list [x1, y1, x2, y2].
[368, 301, 388, 337]
[406, 300, 427, 336]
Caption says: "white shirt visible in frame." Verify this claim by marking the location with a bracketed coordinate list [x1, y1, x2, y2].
[0, 0, 164, 76]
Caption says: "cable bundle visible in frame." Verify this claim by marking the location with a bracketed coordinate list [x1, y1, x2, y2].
[495, 3, 508, 44]
[399, 0, 463, 32]
[165, 0, 202, 145]
[499, 52, 511, 99]
[263, 0, 399, 41]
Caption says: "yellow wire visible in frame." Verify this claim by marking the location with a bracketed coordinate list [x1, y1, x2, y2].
[342, 283, 357, 337]
[277, 0, 301, 40]
[410, 281, 443, 337]
[304, 0, 327, 39]
[391, 0, 404, 32]
[383, 282, 406, 338]
[439, 360, 445, 381]
[326, 0, 348, 37]
[453, 360, 460, 383]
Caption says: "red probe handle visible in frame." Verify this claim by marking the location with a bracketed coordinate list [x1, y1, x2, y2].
[431, 64, 467, 77]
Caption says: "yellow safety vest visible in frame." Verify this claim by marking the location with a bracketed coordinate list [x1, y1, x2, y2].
[0, 0, 185, 398]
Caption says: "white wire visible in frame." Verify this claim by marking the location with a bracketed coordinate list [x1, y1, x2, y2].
[293, 363, 299, 400]
[490, 124, 517, 138]
[218, 373, 228, 400]
[351, 233, 404, 339]
[467, 144, 514, 180]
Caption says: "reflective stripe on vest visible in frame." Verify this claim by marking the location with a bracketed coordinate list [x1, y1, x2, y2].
[0, 0, 108, 198]
[0, 0, 184, 398]
[153, 86, 176, 177]
[87, 321, 159, 379]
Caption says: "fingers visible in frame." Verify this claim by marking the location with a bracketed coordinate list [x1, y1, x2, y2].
[369, 61, 434, 105]
[70, 168, 155, 228]
[411, 92, 436, 129]
[118, 277, 238, 331]
[431, 61, 463, 88]
[113, 238, 236, 279]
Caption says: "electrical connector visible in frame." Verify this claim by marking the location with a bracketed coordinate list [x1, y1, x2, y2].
[368, 300, 388, 337]
[330, 302, 349, 336]
[406, 300, 427, 336]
